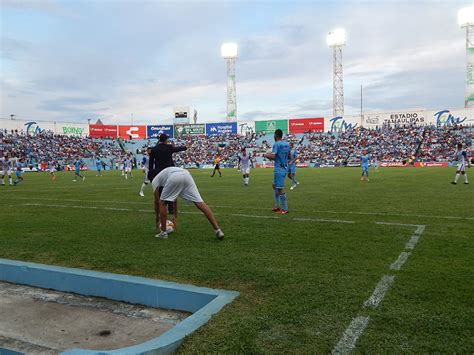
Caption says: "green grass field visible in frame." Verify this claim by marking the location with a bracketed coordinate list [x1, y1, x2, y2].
[1, 167, 473, 353]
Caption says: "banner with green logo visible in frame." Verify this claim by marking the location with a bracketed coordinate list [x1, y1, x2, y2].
[255, 120, 288, 134]
[174, 124, 205, 137]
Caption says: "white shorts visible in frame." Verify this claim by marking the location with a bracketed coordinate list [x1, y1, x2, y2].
[158, 171, 203, 203]
[125, 167, 132, 173]
[2, 169, 12, 176]
[457, 162, 466, 172]
[241, 167, 250, 175]
[50, 168, 56, 173]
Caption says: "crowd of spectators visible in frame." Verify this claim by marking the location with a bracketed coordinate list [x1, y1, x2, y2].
[0, 129, 122, 169]
[1, 124, 472, 169]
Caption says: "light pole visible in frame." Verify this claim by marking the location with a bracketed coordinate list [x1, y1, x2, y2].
[221, 43, 238, 122]
[327, 28, 346, 117]
[458, 6, 474, 108]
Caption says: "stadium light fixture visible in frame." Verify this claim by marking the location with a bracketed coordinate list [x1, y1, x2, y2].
[458, 6, 474, 27]
[327, 28, 346, 117]
[221, 42, 238, 59]
[221, 43, 238, 121]
[458, 6, 474, 108]
[326, 28, 346, 47]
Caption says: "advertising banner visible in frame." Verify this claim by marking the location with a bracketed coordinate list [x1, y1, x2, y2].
[288, 118, 324, 134]
[430, 109, 474, 127]
[237, 121, 255, 135]
[255, 120, 288, 134]
[118, 125, 147, 139]
[89, 124, 118, 138]
[363, 110, 428, 128]
[466, 47, 474, 106]
[414, 161, 449, 167]
[326, 115, 360, 133]
[379, 162, 405, 167]
[146, 125, 174, 139]
[206, 122, 237, 136]
[56, 123, 89, 137]
[174, 124, 205, 138]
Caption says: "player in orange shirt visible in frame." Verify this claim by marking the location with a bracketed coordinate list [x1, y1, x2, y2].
[211, 154, 222, 177]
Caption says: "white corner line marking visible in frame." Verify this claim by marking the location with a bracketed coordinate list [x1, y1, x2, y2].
[332, 316, 370, 355]
[390, 252, 411, 271]
[293, 217, 354, 224]
[363, 275, 395, 309]
[405, 235, 420, 250]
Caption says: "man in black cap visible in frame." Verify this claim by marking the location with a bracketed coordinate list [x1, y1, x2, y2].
[148, 133, 187, 212]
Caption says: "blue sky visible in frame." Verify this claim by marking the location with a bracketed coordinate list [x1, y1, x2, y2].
[0, 0, 470, 124]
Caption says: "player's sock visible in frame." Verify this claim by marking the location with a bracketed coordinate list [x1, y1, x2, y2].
[274, 190, 280, 208]
[125, 173, 128, 180]
[280, 193, 288, 211]
[454, 173, 460, 183]
[9, 177, 12, 185]
[464, 173, 469, 183]
[140, 183, 146, 194]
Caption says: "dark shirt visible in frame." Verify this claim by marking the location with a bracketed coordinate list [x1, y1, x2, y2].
[148, 143, 187, 180]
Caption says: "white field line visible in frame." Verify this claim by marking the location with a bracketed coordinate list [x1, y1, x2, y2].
[363, 275, 395, 309]
[332, 316, 370, 355]
[293, 217, 354, 224]
[375, 221, 424, 229]
[8, 197, 474, 221]
[390, 252, 411, 271]
[405, 235, 420, 250]
[21, 202, 353, 224]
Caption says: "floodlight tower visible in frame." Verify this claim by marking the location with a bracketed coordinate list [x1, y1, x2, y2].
[221, 43, 238, 121]
[458, 6, 474, 108]
[327, 29, 346, 117]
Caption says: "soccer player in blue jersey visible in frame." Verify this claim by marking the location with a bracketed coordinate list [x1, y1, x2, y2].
[360, 150, 370, 181]
[288, 142, 299, 190]
[73, 158, 85, 182]
[264, 129, 290, 214]
[14, 159, 24, 185]
[96, 158, 103, 176]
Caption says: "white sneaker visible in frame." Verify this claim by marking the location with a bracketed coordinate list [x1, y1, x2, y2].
[297, 181, 300, 185]
[215, 229, 224, 240]
[155, 231, 168, 239]
[139, 191, 144, 197]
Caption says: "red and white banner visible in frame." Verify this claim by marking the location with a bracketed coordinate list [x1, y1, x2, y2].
[379, 162, 405, 167]
[296, 163, 309, 168]
[414, 161, 449, 167]
[89, 124, 117, 138]
[288, 118, 324, 133]
[118, 125, 147, 139]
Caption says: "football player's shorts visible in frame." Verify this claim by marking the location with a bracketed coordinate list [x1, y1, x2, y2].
[125, 167, 132, 173]
[273, 170, 286, 189]
[288, 166, 296, 175]
[457, 162, 466, 172]
[2, 168, 12, 176]
[242, 167, 250, 175]
[158, 171, 203, 203]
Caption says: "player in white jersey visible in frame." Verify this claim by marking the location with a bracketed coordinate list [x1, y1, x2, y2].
[237, 148, 253, 186]
[451, 143, 470, 185]
[124, 155, 133, 180]
[139, 148, 151, 196]
[152, 167, 224, 240]
[120, 157, 125, 176]
[48, 160, 57, 181]
[1, 155, 13, 186]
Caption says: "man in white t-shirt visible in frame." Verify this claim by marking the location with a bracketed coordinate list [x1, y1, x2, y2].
[152, 167, 224, 240]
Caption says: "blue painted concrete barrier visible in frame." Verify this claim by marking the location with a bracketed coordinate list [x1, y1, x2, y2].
[0, 258, 239, 355]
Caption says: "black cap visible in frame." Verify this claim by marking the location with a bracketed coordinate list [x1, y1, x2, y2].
[159, 134, 169, 143]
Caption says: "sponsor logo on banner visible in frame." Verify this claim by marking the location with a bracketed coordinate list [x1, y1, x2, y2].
[255, 120, 288, 134]
[61, 127, 86, 136]
[24, 121, 47, 135]
[89, 124, 118, 138]
[364, 112, 425, 127]
[147, 125, 173, 139]
[414, 161, 449, 167]
[118, 125, 147, 139]
[237, 121, 255, 135]
[329, 116, 357, 132]
[174, 124, 205, 138]
[288, 118, 324, 133]
[206, 122, 237, 136]
[380, 162, 405, 167]
[434, 110, 467, 126]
